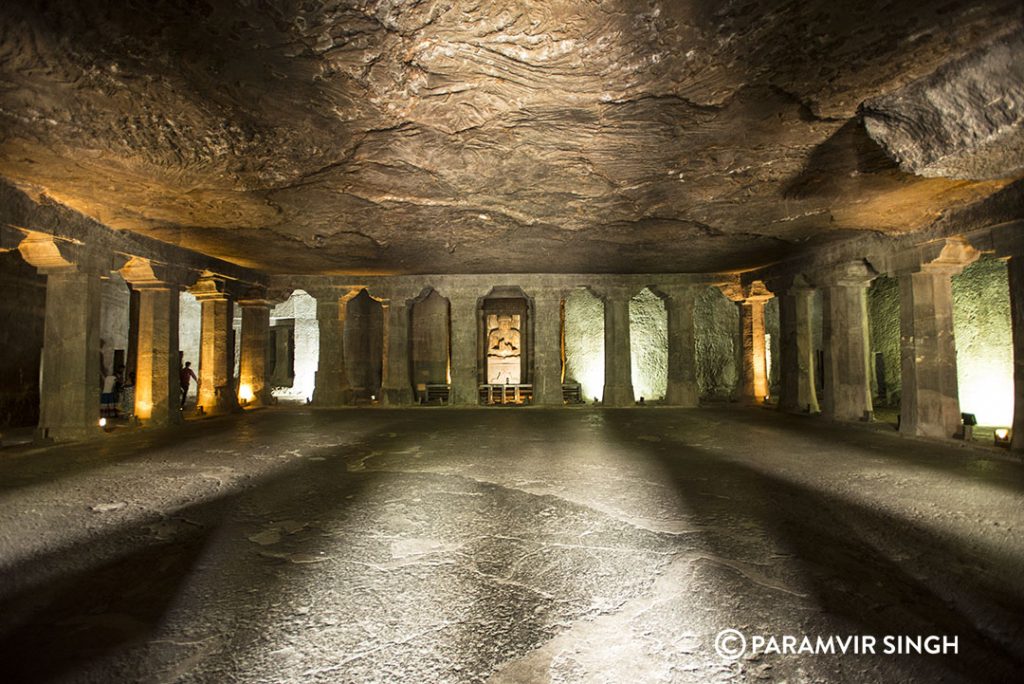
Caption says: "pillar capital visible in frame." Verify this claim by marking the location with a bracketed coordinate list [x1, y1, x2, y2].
[18, 232, 117, 275]
[120, 256, 190, 290]
[530, 287, 567, 303]
[764, 272, 815, 297]
[190, 275, 231, 302]
[590, 283, 636, 302]
[719, 279, 773, 303]
[236, 285, 273, 309]
[913, 237, 981, 276]
[815, 260, 877, 288]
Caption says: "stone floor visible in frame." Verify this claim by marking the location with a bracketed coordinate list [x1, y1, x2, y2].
[0, 407, 1021, 683]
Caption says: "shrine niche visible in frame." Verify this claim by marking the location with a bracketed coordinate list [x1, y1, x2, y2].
[479, 288, 533, 404]
[486, 313, 522, 383]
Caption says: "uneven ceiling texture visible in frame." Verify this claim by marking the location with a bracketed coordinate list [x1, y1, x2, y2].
[1, 0, 1022, 274]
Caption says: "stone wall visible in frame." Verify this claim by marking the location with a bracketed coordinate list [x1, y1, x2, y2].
[410, 289, 449, 387]
[695, 286, 739, 400]
[0, 252, 45, 428]
[868, 276, 901, 406]
[629, 288, 667, 401]
[952, 258, 1012, 426]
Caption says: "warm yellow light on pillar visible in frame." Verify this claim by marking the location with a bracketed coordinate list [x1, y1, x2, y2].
[239, 384, 254, 404]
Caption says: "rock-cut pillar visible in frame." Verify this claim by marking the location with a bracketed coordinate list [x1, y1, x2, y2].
[18, 234, 107, 441]
[601, 285, 635, 406]
[777, 279, 819, 414]
[238, 295, 272, 406]
[191, 277, 239, 415]
[820, 262, 874, 422]
[382, 293, 413, 405]
[722, 281, 772, 403]
[533, 290, 565, 406]
[663, 285, 699, 407]
[448, 292, 480, 406]
[898, 239, 979, 438]
[120, 257, 187, 427]
[312, 289, 354, 406]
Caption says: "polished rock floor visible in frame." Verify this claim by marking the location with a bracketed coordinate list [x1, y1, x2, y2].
[0, 407, 1021, 683]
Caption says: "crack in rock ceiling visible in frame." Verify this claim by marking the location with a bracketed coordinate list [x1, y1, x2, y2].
[1, 0, 1022, 274]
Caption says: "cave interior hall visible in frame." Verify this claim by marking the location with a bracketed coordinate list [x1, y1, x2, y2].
[1, 1, 1023, 682]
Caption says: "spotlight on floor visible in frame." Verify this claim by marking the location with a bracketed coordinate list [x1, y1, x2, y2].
[994, 428, 1011, 447]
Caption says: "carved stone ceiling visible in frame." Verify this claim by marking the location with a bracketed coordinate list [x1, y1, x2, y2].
[1, 1, 1022, 274]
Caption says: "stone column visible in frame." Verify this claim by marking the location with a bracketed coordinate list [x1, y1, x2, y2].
[120, 257, 182, 427]
[18, 234, 107, 441]
[820, 262, 875, 422]
[238, 293, 272, 407]
[722, 281, 772, 403]
[381, 292, 413, 405]
[600, 285, 635, 407]
[448, 291, 480, 406]
[777, 277, 819, 413]
[533, 290, 565, 406]
[311, 289, 355, 406]
[191, 277, 238, 415]
[1009, 256, 1024, 451]
[898, 239, 979, 438]
[662, 285, 699, 407]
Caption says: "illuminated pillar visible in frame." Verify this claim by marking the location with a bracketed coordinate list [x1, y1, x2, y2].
[898, 239, 979, 438]
[382, 293, 413, 405]
[18, 234, 106, 441]
[663, 285, 699, 407]
[311, 289, 354, 406]
[601, 285, 635, 406]
[238, 294, 272, 406]
[778, 277, 819, 413]
[1009, 256, 1024, 451]
[820, 262, 874, 422]
[191, 277, 238, 415]
[449, 291, 479, 406]
[722, 281, 772, 403]
[533, 290, 564, 405]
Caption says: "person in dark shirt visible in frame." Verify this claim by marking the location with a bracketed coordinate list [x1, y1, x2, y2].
[180, 361, 198, 409]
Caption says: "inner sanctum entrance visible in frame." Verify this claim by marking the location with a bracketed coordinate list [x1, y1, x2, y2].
[479, 289, 532, 404]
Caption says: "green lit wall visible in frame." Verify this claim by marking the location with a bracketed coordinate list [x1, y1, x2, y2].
[868, 259, 1012, 426]
[629, 288, 667, 401]
[953, 258, 1012, 426]
[564, 288, 605, 401]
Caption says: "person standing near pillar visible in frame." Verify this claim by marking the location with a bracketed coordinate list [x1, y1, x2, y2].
[180, 361, 198, 409]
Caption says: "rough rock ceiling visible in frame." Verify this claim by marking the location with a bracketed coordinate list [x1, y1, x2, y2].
[1, 1, 1022, 275]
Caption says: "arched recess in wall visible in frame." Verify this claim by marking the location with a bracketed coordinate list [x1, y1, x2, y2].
[178, 290, 202, 405]
[564, 287, 604, 402]
[867, 275, 900, 410]
[344, 289, 385, 401]
[630, 287, 667, 402]
[480, 286, 534, 389]
[694, 286, 739, 401]
[270, 289, 319, 403]
[953, 256, 1012, 427]
[410, 288, 450, 391]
